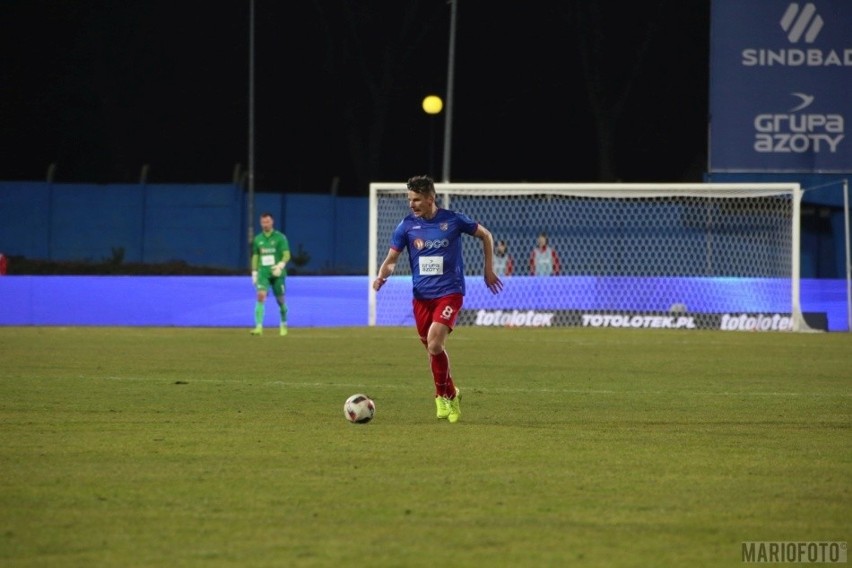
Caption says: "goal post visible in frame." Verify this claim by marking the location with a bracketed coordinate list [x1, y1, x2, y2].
[368, 182, 819, 332]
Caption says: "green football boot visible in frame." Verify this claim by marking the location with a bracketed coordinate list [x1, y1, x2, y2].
[448, 388, 461, 423]
[435, 396, 450, 419]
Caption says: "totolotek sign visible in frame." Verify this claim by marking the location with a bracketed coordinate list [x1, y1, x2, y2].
[457, 309, 828, 331]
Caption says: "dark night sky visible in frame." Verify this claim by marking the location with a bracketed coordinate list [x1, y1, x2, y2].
[1, 1, 710, 196]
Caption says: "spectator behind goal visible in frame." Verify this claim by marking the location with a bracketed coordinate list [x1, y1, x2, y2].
[529, 232, 561, 275]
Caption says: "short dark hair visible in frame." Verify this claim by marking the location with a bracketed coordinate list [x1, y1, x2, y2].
[406, 175, 435, 195]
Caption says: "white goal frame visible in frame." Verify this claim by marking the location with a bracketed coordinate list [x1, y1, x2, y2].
[368, 182, 812, 331]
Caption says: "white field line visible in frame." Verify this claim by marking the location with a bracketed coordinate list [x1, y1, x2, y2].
[100, 377, 851, 397]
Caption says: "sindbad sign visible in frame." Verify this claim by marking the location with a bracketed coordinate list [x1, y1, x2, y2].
[709, 0, 852, 173]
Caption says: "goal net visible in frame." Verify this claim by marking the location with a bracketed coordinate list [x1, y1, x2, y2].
[368, 182, 816, 332]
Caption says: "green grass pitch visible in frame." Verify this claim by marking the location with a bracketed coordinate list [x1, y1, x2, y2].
[1, 326, 849, 567]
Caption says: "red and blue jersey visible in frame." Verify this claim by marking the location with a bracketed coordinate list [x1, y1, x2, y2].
[390, 208, 479, 300]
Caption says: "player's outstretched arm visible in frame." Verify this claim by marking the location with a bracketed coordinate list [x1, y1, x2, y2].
[474, 225, 503, 294]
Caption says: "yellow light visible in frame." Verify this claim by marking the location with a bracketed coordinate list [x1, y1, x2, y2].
[422, 95, 443, 115]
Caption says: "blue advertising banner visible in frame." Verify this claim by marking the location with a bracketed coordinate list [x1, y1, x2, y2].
[0, 275, 845, 331]
[710, 0, 852, 172]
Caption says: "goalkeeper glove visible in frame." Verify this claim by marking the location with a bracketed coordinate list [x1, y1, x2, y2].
[272, 262, 285, 277]
[251, 270, 258, 285]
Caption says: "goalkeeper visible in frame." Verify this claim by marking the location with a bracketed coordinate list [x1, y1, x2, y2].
[250, 212, 291, 336]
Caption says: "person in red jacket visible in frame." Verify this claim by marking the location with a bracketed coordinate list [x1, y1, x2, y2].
[529, 232, 561, 275]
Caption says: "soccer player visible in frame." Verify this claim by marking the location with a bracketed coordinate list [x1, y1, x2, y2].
[373, 175, 503, 423]
[250, 212, 291, 336]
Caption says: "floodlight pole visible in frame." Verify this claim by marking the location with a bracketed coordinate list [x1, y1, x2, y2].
[246, 0, 256, 266]
[441, 0, 458, 183]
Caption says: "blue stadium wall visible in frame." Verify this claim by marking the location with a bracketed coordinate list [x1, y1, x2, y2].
[0, 181, 368, 274]
[0, 180, 847, 278]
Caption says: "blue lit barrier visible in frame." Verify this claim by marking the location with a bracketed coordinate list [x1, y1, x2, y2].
[0, 276, 847, 331]
[0, 276, 366, 328]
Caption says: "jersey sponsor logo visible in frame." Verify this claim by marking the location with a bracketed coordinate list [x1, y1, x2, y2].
[418, 256, 443, 276]
[440, 222, 448, 231]
[413, 238, 450, 250]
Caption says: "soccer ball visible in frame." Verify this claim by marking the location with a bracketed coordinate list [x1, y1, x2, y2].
[343, 394, 375, 424]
